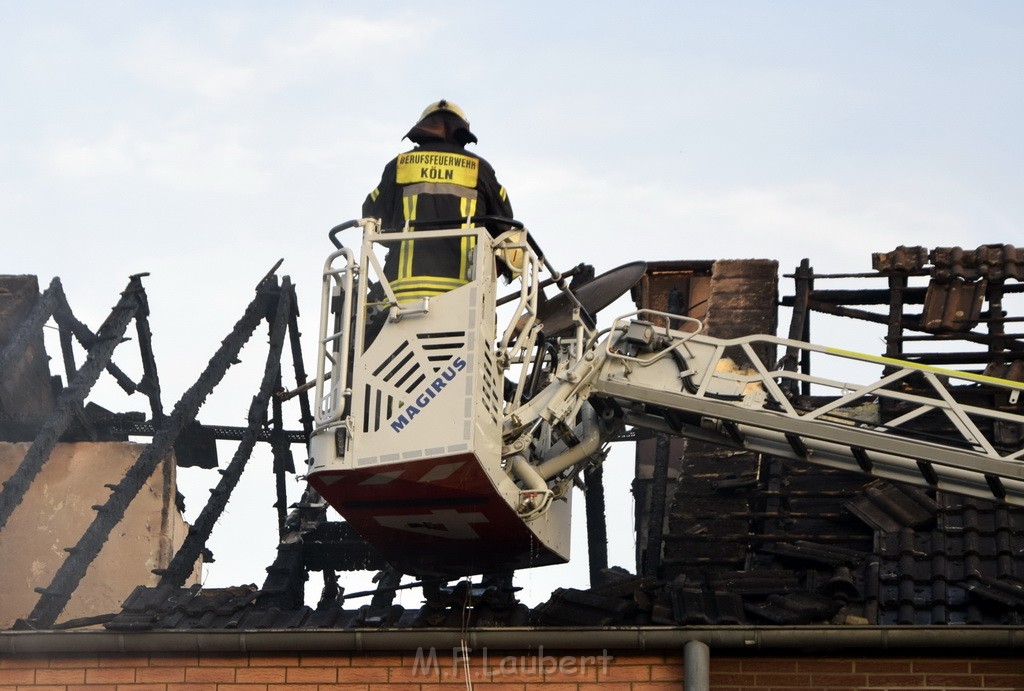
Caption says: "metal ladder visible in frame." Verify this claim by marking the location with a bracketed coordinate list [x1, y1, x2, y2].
[593, 311, 1024, 506]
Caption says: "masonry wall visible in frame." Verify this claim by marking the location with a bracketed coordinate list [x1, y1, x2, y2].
[2, 650, 1023, 691]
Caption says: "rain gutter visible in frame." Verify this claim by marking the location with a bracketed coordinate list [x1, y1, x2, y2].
[2, 626, 1023, 655]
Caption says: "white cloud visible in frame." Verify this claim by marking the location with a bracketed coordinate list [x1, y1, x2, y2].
[264, 14, 428, 68]
[46, 126, 270, 193]
[46, 131, 136, 178]
[121, 12, 432, 103]
[124, 34, 259, 102]
[511, 159, 983, 277]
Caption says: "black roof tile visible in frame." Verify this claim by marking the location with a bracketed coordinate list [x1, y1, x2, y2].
[745, 591, 843, 625]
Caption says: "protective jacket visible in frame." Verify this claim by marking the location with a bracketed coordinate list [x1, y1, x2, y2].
[362, 140, 513, 302]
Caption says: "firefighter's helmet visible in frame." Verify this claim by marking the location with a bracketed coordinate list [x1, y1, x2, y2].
[419, 99, 469, 123]
[406, 99, 477, 145]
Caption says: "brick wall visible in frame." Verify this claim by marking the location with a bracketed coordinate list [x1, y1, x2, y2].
[710, 655, 1024, 690]
[1, 650, 1022, 690]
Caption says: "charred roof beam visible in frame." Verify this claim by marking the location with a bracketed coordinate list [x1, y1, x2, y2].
[0, 275, 144, 533]
[156, 279, 293, 589]
[0, 277, 62, 392]
[20, 276, 274, 629]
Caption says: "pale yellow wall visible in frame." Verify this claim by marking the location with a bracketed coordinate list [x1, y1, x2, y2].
[0, 441, 198, 627]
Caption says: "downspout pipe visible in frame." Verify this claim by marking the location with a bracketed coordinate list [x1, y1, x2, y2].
[3, 626, 1023, 655]
[685, 639, 710, 691]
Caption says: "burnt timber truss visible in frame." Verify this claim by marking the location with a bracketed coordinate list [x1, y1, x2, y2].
[0, 271, 338, 628]
[1, 242, 1023, 630]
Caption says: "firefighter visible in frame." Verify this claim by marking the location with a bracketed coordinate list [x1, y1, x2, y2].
[362, 99, 515, 303]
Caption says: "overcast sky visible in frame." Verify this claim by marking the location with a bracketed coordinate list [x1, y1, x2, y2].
[3, 2, 1023, 607]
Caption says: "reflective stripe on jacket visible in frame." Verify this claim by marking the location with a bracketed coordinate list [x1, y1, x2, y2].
[363, 142, 513, 301]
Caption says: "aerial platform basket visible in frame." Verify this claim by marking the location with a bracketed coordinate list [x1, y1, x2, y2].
[307, 220, 570, 577]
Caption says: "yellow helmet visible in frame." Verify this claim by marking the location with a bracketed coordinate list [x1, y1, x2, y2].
[418, 99, 469, 123]
[406, 99, 477, 145]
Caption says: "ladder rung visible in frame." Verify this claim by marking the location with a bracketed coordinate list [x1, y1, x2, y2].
[722, 420, 745, 445]
[785, 433, 808, 459]
[852, 447, 873, 472]
[985, 474, 1007, 500]
[916, 459, 939, 486]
